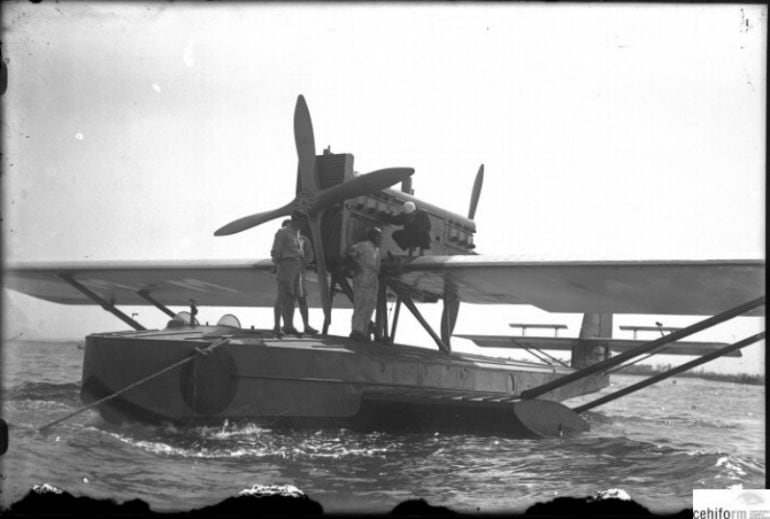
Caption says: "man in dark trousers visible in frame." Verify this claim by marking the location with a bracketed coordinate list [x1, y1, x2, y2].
[384, 201, 432, 255]
[272, 219, 292, 336]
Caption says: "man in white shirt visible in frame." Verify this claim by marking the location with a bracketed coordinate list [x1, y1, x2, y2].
[348, 227, 383, 341]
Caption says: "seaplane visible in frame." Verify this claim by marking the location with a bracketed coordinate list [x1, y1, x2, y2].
[5, 95, 765, 438]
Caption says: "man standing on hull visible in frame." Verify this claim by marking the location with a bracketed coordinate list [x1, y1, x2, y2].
[348, 227, 383, 341]
[272, 218, 318, 336]
[271, 212, 317, 336]
[272, 219, 292, 336]
[296, 230, 318, 335]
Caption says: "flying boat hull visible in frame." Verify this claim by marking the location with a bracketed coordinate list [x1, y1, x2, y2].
[79, 325, 608, 436]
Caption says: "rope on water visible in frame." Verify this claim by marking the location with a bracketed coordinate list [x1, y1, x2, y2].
[38, 337, 231, 433]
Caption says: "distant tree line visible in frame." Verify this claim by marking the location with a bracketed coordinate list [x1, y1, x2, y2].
[616, 363, 764, 385]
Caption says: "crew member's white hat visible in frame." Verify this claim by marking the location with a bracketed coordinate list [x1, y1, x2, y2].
[403, 201, 416, 214]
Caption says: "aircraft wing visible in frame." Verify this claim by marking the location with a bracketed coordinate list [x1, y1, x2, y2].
[3, 259, 352, 308]
[454, 335, 742, 357]
[391, 255, 765, 316]
[4, 256, 764, 316]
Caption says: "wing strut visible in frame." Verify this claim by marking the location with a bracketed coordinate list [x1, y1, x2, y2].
[375, 281, 389, 343]
[389, 298, 402, 343]
[517, 342, 570, 368]
[509, 328, 765, 438]
[520, 296, 765, 400]
[573, 331, 765, 413]
[440, 281, 460, 349]
[58, 274, 146, 331]
[387, 281, 451, 354]
[137, 290, 176, 318]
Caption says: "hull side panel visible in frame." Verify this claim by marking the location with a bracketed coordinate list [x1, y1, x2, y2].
[80, 329, 609, 434]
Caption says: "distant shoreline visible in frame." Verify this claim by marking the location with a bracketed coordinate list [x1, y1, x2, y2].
[616, 364, 764, 386]
[5, 339, 83, 346]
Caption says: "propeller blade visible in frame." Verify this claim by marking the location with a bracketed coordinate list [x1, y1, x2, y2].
[213, 201, 295, 236]
[294, 95, 319, 196]
[295, 163, 302, 196]
[310, 167, 415, 214]
[468, 164, 484, 220]
[307, 214, 332, 333]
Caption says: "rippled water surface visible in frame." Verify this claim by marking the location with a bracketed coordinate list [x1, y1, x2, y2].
[1, 340, 764, 513]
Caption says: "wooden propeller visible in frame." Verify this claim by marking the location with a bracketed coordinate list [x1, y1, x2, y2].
[214, 95, 414, 333]
[468, 164, 484, 220]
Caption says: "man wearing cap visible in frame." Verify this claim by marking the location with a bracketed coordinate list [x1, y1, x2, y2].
[270, 213, 316, 336]
[348, 227, 383, 341]
[384, 201, 432, 256]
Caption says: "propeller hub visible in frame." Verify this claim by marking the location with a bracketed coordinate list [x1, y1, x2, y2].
[295, 190, 317, 214]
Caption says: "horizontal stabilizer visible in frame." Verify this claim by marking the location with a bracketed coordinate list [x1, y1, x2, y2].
[455, 334, 741, 357]
[619, 325, 682, 333]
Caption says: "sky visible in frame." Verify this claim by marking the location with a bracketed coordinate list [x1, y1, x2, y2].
[1, 3, 766, 374]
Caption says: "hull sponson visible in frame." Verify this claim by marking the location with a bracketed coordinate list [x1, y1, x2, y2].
[80, 326, 608, 434]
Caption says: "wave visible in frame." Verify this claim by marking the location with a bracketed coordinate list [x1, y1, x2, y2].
[82, 421, 397, 462]
[559, 433, 765, 487]
[7, 381, 81, 405]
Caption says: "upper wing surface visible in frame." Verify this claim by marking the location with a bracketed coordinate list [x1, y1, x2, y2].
[392, 255, 765, 316]
[4, 259, 351, 308]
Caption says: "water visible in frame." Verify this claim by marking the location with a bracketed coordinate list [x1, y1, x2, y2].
[1, 340, 764, 513]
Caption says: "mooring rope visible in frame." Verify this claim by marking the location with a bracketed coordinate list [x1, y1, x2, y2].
[38, 337, 231, 433]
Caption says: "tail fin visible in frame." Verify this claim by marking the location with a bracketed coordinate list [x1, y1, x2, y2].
[572, 313, 613, 368]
